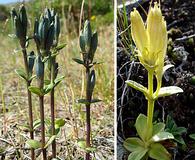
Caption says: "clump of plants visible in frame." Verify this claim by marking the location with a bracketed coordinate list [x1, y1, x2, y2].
[73, 20, 100, 160]
[11, 5, 65, 160]
[123, 2, 183, 160]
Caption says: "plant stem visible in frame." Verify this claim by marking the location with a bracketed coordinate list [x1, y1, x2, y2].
[50, 89, 56, 157]
[50, 57, 56, 158]
[22, 48, 35, 160]
[85, 67, 91, 160]
[38, 63, 47, 160]
[27, 81, 35, 160]
[39, 95, 47, 160]
[147, 71, 155, 139]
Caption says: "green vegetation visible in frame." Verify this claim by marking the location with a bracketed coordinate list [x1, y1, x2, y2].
[74, 20, 99, 160]
[0, 1, 113, 159]
[123, 3, 183, 160]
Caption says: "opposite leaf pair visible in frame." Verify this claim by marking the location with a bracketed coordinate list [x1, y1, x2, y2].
[124, 114, 174, 160]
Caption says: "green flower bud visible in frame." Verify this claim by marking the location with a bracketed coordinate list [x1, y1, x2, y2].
[34, 19, 40, 46]
[38, 15, 44, 42]
[10, 8, 18, 25]
[83, 20, 92, 52]
[79, 34, 86, 52]
[14, 16, 23, 39]
[79, 20, 98, 64]
[88, 70, 96, 97]
[34, 19, 39, 36]
[19, 4, 27, 37]
[46, 23, 55, 51]
[51, 9, 56, 21]
[35, 55, 44, 79]
[54, 14, 60, 45]
[89, 31, 98, 62]
[28, 51, 35, 75]
[11, 5, 28, 47]
[44, 8, 52, 22]
[38, 17, 49, 50]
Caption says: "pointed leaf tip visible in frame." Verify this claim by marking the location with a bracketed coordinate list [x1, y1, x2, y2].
[125, 80, 147, 95]
[156, 86, 183, 99]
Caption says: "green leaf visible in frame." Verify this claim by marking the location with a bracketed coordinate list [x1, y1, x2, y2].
[47, 127, 60, 136]
[163, 64, 174, 75]
[0, 146, 5, 154]
[15, 69, 27, 81]
[88, 61, 103, 68]
[55, 118, 65, 129]
[151, 131, 174, 142]
[174, 135, 186, 145]
[128, 149, 148, 160]
[189, 134, 195, 140]
[156, 86, 183, 99]
[77, 99, 89, 104]
[72, 58, 84, 65]
[18, 124, 31, 132]
[91, 99, 101, 103]
[44, 79, 51, 85]
[125, 80, 147, 95]
[148, 143, 171, 160]
[153, 123, 165, 136]
[86, 146, 97, 152]
[93, 61, 103, 65]
[26, 139, 41, 149]
[44, 135, 56, 149]
[44, 84, 54, 94]
[55, 128, 60, 135]
[165, 115, 187, 143]
[165, 115, 177, 132]
[42, 56, 50, 63]
[77, 99, 101, 105]
[172, 127, 187, 135]
[33, 119, 41, 130]
[77, 139, 86, 149]
[135, 114, 148, 141]
[77, 139, 96, 153]
[28, 86, 44, 96]
[54, 76, 65, 87]
[29, 75, 36, 81]
[123, 137, 145, 152]
[51, 43, 66, 57]
[55, 43, 66, 51]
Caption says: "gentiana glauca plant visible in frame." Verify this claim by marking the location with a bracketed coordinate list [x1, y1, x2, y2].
[11, 5, 65, 160]
[124, 3, 183, 160]
[73, 20, 100, 160]
[10, 5, 35, 160]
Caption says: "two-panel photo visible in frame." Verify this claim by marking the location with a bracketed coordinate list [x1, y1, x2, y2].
[0, 0, 194, 160]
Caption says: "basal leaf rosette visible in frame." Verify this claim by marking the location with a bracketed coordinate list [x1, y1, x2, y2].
[124, 114, 174, 160]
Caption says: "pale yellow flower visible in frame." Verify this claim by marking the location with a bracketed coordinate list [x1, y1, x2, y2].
[130, 2, 167, 78]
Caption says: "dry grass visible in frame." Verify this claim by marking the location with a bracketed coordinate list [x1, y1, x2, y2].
[0, 20, 114, 159]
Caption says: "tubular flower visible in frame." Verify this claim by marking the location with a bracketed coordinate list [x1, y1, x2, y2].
[130, 2, 167, 76]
